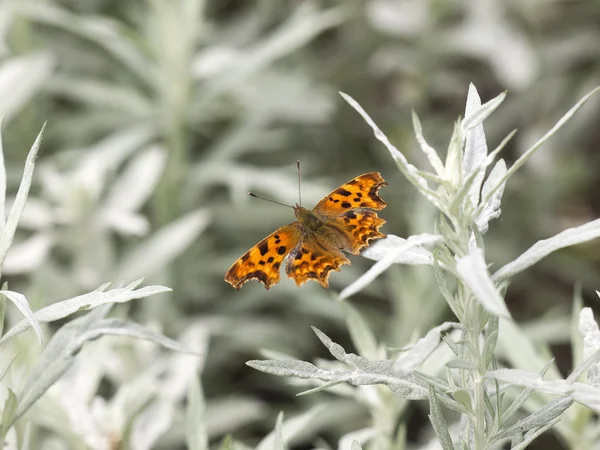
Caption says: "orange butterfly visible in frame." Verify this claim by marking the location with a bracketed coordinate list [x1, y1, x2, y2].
[225, 172, 388, 290]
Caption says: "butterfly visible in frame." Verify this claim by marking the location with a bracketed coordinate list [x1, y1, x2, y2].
[225, 172, 388, 290]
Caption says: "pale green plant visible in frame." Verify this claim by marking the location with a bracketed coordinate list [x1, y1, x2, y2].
[0, 123, 205, 449]
[248, 84, 600, 450]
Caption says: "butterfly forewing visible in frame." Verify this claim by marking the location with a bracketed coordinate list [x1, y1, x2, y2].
[313, 172, 388, 217]
[225, 223, 300, 290]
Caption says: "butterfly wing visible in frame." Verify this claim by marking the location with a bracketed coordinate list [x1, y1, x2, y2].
[286, 235, 350, 288]
[330, 209, 386, 254]
[313, 172, 387, 217]
[225, 223, 300, 290]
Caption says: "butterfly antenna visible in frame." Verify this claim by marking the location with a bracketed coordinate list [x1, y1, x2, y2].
[297, 160, 302, 207]
[248, 192, 294, 209]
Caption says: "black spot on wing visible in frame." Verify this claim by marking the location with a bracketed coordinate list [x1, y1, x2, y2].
[258, 241, 269, 256]
[336, 188, 352, 197]
[277, 246, 287, 255]
[341, 202, 351, 208]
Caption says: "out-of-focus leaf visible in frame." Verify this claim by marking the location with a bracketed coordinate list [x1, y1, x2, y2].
[103, 145, 167, 214]
[186, 375, 208, 450]
[493, 219, 600, 282]
[0, 290, 43, 345]
[13, 306, 110, 425]
[0, 116, 5, 228]
[0, 53, 54, 121]
[255, 406, 322, 450]
[0, 123, 46, 269]
[3, 233, 53, 275]
[0, 282, 171, 344]
[116, 209, 210, 280]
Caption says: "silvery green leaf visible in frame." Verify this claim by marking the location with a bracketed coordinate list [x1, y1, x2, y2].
[577, 307, 600, 385]
[511, 432, 524, 448]
[0, 53, 54, 121]
[571, 288, 584, 372]
[348, 436, 370, 450]
[493, 219, 600, 282]
[296, 380, 346, 396]
[477, 86, 600, 216]
[274, 412, 285, 450]
[361, 234, 438, 265]
[0, 117, 5, 229]
[84, 318, 197, 354]
[461, 88, 506, 133]
[103, 145, 167, 214]
[567, 347, 600, 385]
[15, 312, 195, 427]
[340, 92, 447, 213]
[186, 376, 208, 450]
[483, 330, 499, 370]
[255, 406, 322, 450]
[340, 234, 443, 299]
[487, 368, 570, 396]
[509, 418, 560, 450]
[457, 248, 510, 317]
[494, 397, 573, 440]
[13, 305, 110, 425]
[412, 111, 445, 176]
[1, 388, 17, 437]
[0, 290, 43, 345]
[462, 84, 489, 209]
[130, 400, 174, 450]
[451, 129, 515, 217]
[249, 334, 467, 413]
[570, 382, 600, 413]
[428, 386, 455, 450]
[455, 388, 473, 409]
[117, 209, 210, 280]
[0, 123, 45, 269]
[0, 282, 171, 344]
[344, 303, 379, 359]
[476, 159, 507, 234]
[247, 356, 429, 402]
[413, 370, 452, 392]
[394, 322, 459, 376]
[497, 317, 562, 380]
[3, 233, 53, 275]
[0, 353, 17, 383]
[446, 359, 477, 370]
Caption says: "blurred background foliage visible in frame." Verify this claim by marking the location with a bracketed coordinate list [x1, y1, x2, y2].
[0, 0, 599, 448]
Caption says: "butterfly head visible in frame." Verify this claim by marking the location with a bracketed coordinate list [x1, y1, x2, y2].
[294, 204, 322, 231]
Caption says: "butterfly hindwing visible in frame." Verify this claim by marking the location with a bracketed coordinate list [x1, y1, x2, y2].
[225, 223, 300, 290]
[333, 209, 387, 254]
[286, 236, 350, 288]
[313, 172, 387, 217]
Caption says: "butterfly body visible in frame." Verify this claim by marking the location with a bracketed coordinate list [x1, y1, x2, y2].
[225, 172, 388, 290]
